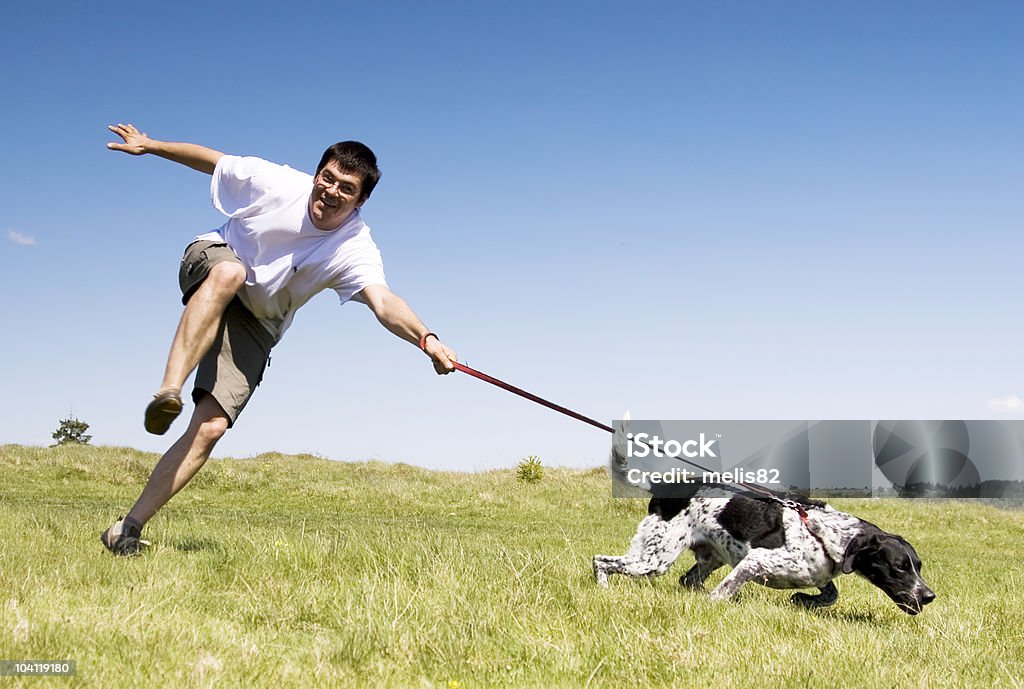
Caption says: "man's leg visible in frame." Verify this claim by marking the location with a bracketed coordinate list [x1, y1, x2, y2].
[105, 273, 272, 555]
[160, 261, 246, 394]
[146, 260, 245, 435]
[102, 394, 230, 555]
[131, 394, 230, 526]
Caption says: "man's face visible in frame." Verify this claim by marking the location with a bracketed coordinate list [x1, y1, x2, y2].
[309, 160, 364, 230]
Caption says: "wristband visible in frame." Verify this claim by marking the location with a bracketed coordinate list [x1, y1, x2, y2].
[418, 332, 439, 352]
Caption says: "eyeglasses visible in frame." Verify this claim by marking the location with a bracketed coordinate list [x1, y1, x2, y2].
[316, 170, 361, 198]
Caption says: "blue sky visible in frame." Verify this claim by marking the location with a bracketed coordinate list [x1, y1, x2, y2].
[2, 2, 1021, 470]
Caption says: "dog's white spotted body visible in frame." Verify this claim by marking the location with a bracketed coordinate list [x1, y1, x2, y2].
[594, 420, 936, 615]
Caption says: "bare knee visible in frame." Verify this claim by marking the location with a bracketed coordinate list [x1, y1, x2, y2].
[194, 415, 229, 451]
[205, 262, 245, 296]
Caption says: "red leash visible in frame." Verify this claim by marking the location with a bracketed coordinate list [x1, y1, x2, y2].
[451, 358, 835, 565]
[450, 360, 614, 434]
[451, 360, 811, 497]
[451, 359, 722, 476]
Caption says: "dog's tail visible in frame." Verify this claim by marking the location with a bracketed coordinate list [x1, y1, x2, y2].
[609, 410, 631, 478]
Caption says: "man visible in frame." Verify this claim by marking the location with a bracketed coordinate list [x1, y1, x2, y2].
[101, 123, 457, 555]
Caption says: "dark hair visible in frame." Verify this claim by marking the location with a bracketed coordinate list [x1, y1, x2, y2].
[316, 141, 381, 201]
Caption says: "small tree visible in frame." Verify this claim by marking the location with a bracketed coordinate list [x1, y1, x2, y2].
[516, 455, 544, 484]
[52, 416, 92, 446]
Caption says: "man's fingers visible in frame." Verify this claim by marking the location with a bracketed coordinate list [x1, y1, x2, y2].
[106, 123, 148, 154]
[428, 347, 457, 375]
[107, 123, 144, 139]
[107, 124, 132, 143]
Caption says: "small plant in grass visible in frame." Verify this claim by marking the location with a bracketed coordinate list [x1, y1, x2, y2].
[516, 455, 544, 483]
[51, 415, 92, 446]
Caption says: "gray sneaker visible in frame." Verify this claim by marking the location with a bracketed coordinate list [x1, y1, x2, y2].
[100, 517, 150, 556]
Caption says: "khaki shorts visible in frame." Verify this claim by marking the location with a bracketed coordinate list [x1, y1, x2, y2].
[178, 240, 275, 426]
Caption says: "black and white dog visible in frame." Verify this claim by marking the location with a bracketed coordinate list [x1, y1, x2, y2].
[593, 419, 936, 615]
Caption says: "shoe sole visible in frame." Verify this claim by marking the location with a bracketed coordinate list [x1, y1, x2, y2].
[144, 392, 183, 435]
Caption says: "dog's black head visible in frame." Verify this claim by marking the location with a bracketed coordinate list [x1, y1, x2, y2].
[842, 530, 936, 615]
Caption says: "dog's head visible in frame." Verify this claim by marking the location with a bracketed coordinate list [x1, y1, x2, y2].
[842, 530, 936, 615]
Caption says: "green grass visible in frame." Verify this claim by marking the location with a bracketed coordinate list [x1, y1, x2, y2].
[1, 443, 1022, 688]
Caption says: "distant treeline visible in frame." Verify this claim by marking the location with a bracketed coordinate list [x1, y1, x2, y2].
[872, 480, 1024, 509]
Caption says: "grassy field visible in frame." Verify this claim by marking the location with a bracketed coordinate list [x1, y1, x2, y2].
[1, 444, 1022, 688]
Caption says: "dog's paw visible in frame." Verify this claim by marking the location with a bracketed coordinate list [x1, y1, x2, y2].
[680, 572, 707, 591]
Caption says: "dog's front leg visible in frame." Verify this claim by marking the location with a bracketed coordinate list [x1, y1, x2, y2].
[680, 544, 724, 590]
[791, 581, 839, 609]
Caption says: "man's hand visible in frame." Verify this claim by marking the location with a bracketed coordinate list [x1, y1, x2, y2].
[423, 335, 458, 375]
[105, 123, 223, 174]
[107, 123, 154, 155]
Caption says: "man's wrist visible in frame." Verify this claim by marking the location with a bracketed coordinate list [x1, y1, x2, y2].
[418, 332, 439, 352]
[141, 138, 165, 156]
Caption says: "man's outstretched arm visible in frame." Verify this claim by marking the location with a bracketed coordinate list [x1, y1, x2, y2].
[107, 123, 224, 175]
[354, 284, 457, 375]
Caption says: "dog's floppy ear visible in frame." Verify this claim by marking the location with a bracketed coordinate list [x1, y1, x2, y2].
[842, 533, 880, 574]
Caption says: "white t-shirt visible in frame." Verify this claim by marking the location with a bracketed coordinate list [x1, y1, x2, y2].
[194, 155, 387, 342]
